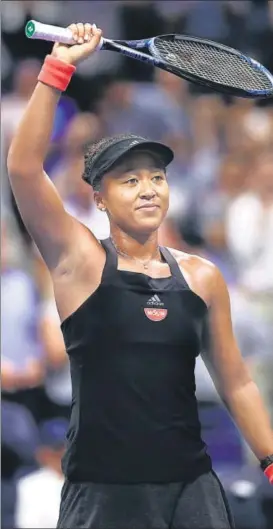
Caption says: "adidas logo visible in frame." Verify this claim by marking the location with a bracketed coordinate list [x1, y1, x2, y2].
[147, 294, 164, 307]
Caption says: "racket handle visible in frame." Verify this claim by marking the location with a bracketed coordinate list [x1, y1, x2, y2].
[25, 20, 104, 49]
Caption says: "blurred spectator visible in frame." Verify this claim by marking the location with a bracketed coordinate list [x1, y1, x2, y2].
[226, 153, 273, 295]
[64, 180, 110, 244]
[2, 58, 41, 151]
[136, 71, 191, 135]
[61, 0, 122, 77]
[189, 95, 224, 192]
[191, 154, 249, 283]
[1, 221, 45, 422]
[159, 211, 206, 258]
[200, 155, 248, 248]
[1, 59, 41, 239]
[183, 0, 229, 41]
[40, 297, 71, 420]
[97, 79, 173, 141]
[226, 153, 273, 419]
[1, 220, 45, 528]
[52, 112, 110, 238]
[52, 111, 103, 190]
[15, 418, 67, 528]
[224, 101, 273, 161]
[159, 217, 185, 252]
[118, 0, 165, 81]
[1, 1, 65, 37]
[2, 401, 40, 529]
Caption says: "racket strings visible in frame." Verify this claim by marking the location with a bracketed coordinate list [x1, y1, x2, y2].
[154, 38, 272, 91]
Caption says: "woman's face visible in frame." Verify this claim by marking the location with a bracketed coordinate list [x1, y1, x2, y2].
[95, 151, 169, 235]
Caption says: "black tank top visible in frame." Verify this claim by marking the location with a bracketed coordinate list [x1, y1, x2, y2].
[61, 238, 212, 483]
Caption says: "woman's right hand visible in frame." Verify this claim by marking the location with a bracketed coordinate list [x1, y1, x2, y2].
[52, 22, 102, 66]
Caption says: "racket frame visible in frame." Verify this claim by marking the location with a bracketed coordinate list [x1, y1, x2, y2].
[107, 34, 273, 99]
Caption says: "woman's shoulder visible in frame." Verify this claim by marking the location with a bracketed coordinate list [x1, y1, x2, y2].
[166, 247, 219, 307]
[167, 247, 216, 275]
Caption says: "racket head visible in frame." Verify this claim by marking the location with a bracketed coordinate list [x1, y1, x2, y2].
[149, 34, 273, 99]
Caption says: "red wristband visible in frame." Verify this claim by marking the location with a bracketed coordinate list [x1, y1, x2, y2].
[38, 55, 76, 92]
[264, 462, 273, 484]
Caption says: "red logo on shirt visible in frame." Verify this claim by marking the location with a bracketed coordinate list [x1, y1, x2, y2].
[144, 308, 168, 322]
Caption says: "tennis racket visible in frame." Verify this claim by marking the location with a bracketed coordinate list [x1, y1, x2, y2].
[25, 20, 273, 99]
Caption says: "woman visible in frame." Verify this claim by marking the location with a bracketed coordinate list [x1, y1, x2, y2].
[8, 23, 273, 529]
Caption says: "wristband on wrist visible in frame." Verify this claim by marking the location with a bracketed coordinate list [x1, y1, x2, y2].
[38, 55, 76, 92]
[260, 454, 273, 484]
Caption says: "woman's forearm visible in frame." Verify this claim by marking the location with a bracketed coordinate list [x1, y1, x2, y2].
[224, 379, 273, 460]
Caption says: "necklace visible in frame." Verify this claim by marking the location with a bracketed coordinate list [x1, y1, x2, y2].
[110, 237, 160, 270]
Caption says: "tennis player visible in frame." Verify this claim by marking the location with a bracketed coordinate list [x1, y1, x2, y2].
[8, 23, 273, 529]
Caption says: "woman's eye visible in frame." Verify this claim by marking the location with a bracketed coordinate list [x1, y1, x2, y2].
[152, 175, 164, 182]
[126, 178, 138, 185]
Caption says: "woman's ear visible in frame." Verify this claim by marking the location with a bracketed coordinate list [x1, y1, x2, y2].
[93, 191, 106, 212]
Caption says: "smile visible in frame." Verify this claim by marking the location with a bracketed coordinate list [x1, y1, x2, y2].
[137, 205, 160, 210]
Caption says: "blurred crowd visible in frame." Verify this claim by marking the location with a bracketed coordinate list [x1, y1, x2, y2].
[1, 1, 273, 528]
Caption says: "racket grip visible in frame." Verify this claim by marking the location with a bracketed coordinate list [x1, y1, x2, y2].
[25, 20, 104, 49]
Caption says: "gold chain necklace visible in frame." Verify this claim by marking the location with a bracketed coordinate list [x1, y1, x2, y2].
[110, 237, 160, 270]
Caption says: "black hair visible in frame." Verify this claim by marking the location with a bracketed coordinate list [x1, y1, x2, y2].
[82, 133, 141, 191]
